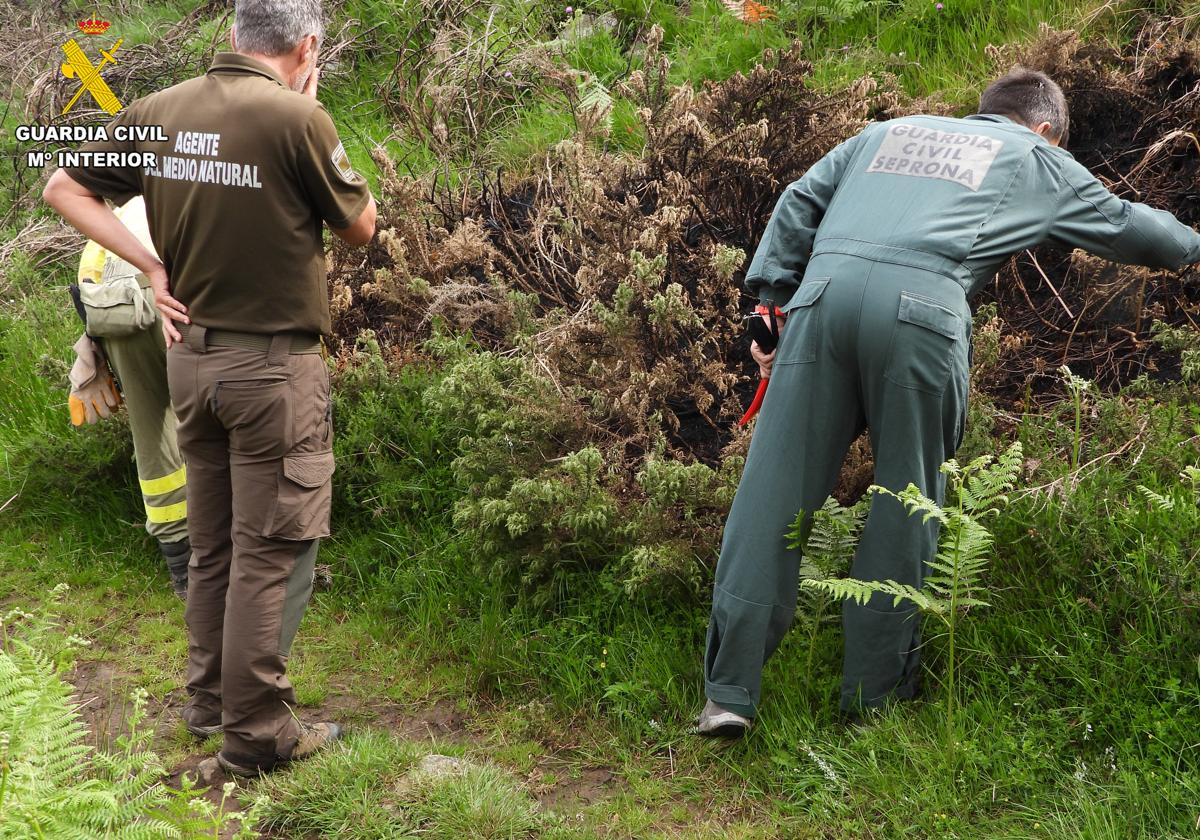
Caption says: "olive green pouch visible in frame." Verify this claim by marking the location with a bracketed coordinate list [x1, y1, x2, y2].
[74, 276, 157, 337]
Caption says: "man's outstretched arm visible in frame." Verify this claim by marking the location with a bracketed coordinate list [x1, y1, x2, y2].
[1048, 157, 1200, 270]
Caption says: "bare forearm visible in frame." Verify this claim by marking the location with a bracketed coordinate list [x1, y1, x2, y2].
[43, 170, 160, 275]
[43, 169, 188, 347]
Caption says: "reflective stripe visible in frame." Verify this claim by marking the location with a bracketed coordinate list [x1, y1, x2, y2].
[140, 465, 187, 496]
[145, 500, 187, 524]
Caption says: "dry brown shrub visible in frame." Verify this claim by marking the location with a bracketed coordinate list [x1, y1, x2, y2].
[337, 33, 901, 468]
[344, 19, 1200, 524]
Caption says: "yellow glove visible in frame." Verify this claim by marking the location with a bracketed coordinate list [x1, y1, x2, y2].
[68, 334, 122, 426]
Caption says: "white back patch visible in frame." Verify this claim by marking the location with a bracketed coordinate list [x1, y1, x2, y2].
[866, 124, 1003, 192]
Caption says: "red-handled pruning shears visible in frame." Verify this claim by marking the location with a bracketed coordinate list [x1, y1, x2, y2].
[738, 305, 784, 426]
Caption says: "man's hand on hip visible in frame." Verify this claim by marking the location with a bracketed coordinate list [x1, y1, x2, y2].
[149, 264, 188, 347]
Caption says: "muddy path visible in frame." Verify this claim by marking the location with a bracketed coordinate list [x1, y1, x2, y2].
[69, 654, 637, 836]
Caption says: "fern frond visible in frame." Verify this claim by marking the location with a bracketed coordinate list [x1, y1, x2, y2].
[1137, 484, 1175, 512]
[0, 603, 252, 837]
[789, 496, 868, 578]
[801, 576, 878, 606]
[871, 483, 948, 525]
[958, 444, 1022, 515]
[801, 577, 943, 614]
[577, 76, 614, 136]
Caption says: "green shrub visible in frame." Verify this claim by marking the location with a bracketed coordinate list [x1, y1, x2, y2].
[422, 343, 741, 606]
[1151, 320, 1200, 383]
[331, 330, 458, 527]
[423, 346, 610, 605]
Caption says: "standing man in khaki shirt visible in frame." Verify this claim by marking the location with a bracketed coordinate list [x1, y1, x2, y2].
[45, 0, 376, 776]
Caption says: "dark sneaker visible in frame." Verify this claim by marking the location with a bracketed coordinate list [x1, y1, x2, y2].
[186, 720, 223, 738]
[181, 707, 222, 739]
[696, 699, 751, 738]
[215, 752, 264, 778]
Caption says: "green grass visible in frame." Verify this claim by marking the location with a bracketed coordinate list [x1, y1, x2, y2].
[4, 271, 1197, 836]
[4, 1, 1200, 837]
[313, 0, 1160, 181]
[7, 0, 1157, 194]
[4, 228, 1199, 834]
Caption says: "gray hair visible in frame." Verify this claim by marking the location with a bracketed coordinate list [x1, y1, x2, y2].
[235, 0, 324, 56]
[979, 68, 1070, 143]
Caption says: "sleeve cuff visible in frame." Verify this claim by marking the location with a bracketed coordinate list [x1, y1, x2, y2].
[757, 289, 796, 309]
[326, 189, 371, 230]
[59, 167, 139, 207]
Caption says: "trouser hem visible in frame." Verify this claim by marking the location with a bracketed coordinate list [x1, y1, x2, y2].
[840, 603, 922, 712]
[839, 680, 920, 714]
[704, 681, 756, 719]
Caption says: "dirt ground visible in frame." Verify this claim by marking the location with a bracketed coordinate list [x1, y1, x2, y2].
[70, 656, 634, 835]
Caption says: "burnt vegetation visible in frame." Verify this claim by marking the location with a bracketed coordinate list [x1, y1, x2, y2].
[7, 4, 1199, 600]
[331, 22, 1200, 469]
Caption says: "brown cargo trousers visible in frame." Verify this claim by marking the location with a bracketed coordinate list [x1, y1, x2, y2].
[167, 325, 333, 769]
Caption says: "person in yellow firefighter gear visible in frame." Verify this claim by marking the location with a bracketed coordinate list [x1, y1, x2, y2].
[69, 195, 190, 598]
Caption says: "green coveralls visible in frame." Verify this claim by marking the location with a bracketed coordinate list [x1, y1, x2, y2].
[704, 114, 1200, 715]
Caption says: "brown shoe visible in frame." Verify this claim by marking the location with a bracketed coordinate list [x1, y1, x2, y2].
[213, 722, 343, 778]
[215, 752, 264, 778]
[181, 707, 222, 739]
[289, 721, 343, 761]
[185, 720, 223, 738]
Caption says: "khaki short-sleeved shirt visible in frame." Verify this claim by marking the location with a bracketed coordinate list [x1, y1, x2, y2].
[63, 53, 370, 336]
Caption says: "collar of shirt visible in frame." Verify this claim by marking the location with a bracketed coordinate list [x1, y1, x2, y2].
[207, 52, 289, 89]
[964, 113, 1048, 144]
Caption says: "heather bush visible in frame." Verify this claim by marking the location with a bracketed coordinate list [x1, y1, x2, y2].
[422, 340, 741, 605]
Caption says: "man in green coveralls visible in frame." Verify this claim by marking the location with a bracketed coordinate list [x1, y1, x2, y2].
[698, 69, 1200, 736]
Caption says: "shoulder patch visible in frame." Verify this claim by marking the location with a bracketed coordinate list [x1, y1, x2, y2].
[330, 142, 359, 185]
[865, 124, 1003, 192]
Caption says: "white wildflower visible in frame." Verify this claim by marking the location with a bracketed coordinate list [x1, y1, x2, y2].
[802, 743, 841, 786]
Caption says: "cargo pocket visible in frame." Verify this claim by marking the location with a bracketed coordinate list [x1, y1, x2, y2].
[263, 451, 335, 541]
[884, 293, 962, 396]
[775, 278, 830, 365]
